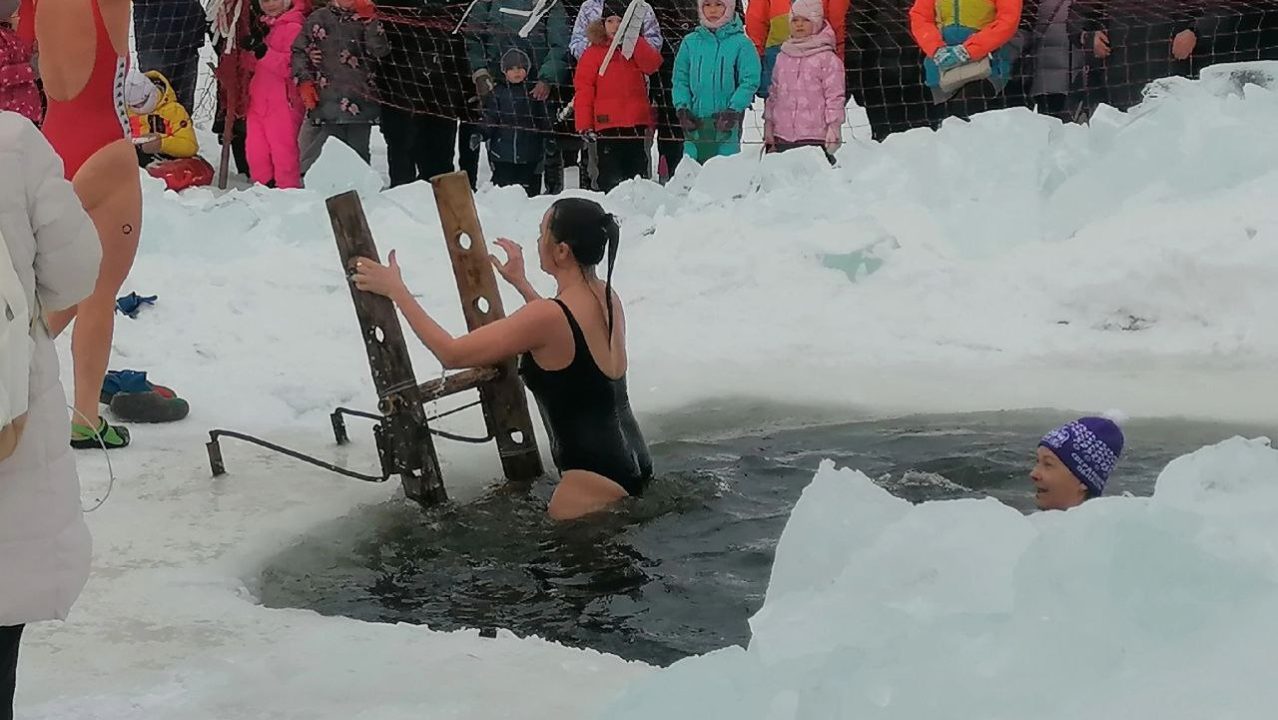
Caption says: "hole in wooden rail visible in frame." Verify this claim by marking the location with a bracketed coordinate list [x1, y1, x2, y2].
[474, 296, 490, 315]
[510, 429, 525, 445]
[373, 326, 385, 343]
[457, 232, 473, 251]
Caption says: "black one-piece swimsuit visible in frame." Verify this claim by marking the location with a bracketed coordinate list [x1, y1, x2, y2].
[519, 299, 653, 496]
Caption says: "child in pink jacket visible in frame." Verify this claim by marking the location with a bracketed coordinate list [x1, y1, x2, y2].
[762, 0, 845, 164]
[247, 0, 306, 188]
[0, 0, 41, 125]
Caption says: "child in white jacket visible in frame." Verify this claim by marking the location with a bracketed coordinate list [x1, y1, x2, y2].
[0, 111, 100, 718]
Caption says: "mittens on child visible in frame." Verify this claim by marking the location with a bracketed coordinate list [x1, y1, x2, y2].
[677, 108, 700, 132]
[298, 81, 320, 110]
[932, 44, 971, 71]
[713, 110, 741, 133]
[473, 70, 495, 97]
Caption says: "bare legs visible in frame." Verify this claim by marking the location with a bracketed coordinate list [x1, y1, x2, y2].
[547, 470, 631, 521]
[46, 140, 142, 431]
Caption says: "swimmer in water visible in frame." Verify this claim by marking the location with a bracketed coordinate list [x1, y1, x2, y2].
[351, 197, 652, 520]
[1031, 416, 1124, 511]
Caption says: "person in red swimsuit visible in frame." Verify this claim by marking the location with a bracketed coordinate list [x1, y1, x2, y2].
[21, 0, 142, 449]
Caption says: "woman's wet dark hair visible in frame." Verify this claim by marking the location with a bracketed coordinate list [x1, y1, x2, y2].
[547, 197, 621, 337]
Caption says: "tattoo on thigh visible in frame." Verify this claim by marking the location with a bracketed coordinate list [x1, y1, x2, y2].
[122, 223, 134, 235]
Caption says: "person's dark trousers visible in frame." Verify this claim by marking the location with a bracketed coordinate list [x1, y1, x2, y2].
[136, 48, 201, 112]
[557, 136, 582, 168]
[542, 132, 564, 194]
[382, 107, 458, 188]
[491, 161, 542, 197]
[298, 122, 374, 175]
[457, 121, 481, 191]
[1034, 93, 1074, 122]
[1, 625, 22, 720]
[852, 59, 934, 141]
[931, 81, 1011, 125]
[771, 140, 836, 165]
[656, 138, 684, 181]
[231, 119, 249, 176]
[594, 128, 647, 193]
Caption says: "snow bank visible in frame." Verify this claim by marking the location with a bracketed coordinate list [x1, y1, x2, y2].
[603, 435, 1278, 719]
[118, 64, 1278, 437]
[16, 64, 1278, 719]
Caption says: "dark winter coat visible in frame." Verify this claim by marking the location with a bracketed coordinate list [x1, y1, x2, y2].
[482, 81, 551, 164]
[648, 0, 700, 138]
[1086, 0, 1210, 111]
[375, 0, 475, 119]
[1022, 0, 1104, 97]
[465, 0, 572, 85]
[133, 0, 208, 52]
[844, 0, 932, 140]
[292, 7, 392, 124]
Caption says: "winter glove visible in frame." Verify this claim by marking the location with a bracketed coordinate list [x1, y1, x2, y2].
[299, 81, 320, 110]
[713, 109, 741, 133]
[352, 0, 377, 21]
[246, 28, 268, 59]
[582, 130, 600, 143]
[932, 44, 971, 71]
[468, 133, 483, 151]
[473, 69, 495, 97]
[676, 108, 699, 133]
[116, 292, 157, 319]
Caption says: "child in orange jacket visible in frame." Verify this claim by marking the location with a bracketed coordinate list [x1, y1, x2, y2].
[574, 0, 663, 192]
[909, 0, 1023, 112]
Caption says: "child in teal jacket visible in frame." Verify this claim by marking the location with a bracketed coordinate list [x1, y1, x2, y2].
[672, 0, 761, 163]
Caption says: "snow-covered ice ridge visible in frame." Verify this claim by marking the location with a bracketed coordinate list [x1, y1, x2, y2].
[16, 64, 1278, 718]
[606, 437, 1278, 720]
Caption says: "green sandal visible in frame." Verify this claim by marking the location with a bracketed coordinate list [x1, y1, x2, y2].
[71, 418, 131, 450]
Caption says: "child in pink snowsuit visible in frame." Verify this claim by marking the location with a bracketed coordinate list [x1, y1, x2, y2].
[762, 0, 845, 164]
[0, 0, 41, 125]
[247, 0, 306, 188]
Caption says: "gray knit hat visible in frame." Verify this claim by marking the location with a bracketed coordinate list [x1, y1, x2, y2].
[501, 47, 531, 72]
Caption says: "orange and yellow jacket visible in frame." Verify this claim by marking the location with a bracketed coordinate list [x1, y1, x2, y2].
[127, 71, 198, 159]
[909, 0, 1022, 61]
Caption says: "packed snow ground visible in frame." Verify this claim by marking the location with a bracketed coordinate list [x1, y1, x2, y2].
[15, 63, 1278, 719]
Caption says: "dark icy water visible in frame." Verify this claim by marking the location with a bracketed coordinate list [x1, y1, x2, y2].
[258, 410, 1271, 666]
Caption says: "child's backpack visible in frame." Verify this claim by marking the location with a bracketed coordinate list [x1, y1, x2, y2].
[0, 226, 35, 462]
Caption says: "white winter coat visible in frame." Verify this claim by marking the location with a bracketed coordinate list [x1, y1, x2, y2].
[0, 112, 100, 627]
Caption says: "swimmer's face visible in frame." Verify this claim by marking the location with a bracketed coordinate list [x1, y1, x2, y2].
[538, 209, 572, 274]
[1030, 447, 1088, 511]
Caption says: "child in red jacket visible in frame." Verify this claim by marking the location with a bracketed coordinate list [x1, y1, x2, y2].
[574, 0, 662, 192]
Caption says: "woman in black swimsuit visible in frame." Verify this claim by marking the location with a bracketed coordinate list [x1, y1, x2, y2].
[351, 197, 652, 520]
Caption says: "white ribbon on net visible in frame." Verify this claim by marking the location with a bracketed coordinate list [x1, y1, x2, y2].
[205, 0, 244, 52]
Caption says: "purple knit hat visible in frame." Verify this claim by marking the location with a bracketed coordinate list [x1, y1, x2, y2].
[1040, 416, 1125, 497]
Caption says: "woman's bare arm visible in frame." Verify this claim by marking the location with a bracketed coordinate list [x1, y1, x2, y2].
[393, 291, 558, 369]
